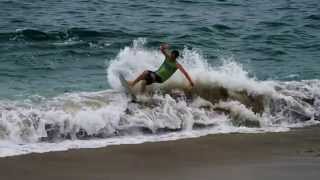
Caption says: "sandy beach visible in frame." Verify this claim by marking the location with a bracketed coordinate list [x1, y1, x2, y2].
[0, 126, 320, 180]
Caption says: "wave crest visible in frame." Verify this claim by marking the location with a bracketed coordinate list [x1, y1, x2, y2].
[0, 39, 319, 156]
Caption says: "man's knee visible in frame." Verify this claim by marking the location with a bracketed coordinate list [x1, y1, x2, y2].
[142, 70, 149, 77]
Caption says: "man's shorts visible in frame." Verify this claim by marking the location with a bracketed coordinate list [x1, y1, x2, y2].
[144, 70, 163, 85]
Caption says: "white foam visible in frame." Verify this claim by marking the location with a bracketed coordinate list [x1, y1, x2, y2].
[0, 38, 319, 157]
[108, 39, 277, 97]
[0, 125, 289, 157]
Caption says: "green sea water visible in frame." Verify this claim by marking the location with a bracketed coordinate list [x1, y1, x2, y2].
[0, 0, 319, 99]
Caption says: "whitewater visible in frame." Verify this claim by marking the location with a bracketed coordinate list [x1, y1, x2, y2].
[0, 39, 319, 157]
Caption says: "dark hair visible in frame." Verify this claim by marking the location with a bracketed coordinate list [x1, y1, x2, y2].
[171, 50, 180, 58]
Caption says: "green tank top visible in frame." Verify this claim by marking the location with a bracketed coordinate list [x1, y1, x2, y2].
[155, 57, 178, 82]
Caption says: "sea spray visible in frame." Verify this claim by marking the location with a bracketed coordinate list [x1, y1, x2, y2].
[0, 39, 319, 157]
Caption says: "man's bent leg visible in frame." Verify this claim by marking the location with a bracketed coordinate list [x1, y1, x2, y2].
[129, 70, 149, 87]
[140, 80, 147, 93]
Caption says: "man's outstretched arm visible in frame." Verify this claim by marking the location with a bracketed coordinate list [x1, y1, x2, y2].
[177, 63, 194, 87]
[160, 44, 170, 58]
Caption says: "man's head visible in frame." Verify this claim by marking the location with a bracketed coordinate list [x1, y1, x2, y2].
[171, 50, 180, 60]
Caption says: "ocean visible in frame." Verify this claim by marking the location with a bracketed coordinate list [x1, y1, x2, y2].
[0, 0, 319, 157]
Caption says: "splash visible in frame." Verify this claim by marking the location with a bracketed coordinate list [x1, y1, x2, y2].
[0, 38, 319, 157]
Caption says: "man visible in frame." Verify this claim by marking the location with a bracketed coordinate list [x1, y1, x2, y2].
[128, 44, 194, 92]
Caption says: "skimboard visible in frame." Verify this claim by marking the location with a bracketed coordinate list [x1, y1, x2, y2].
[118, 73, 137, 101]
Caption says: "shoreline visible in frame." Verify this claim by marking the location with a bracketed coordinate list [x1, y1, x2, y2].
[1, 126, 320, 180]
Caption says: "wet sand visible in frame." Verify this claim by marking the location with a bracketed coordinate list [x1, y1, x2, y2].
[0, 126, 320, 180]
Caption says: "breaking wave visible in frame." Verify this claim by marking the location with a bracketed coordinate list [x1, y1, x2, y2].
[0, 38, 319, 157]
